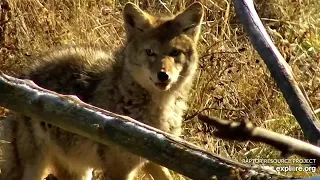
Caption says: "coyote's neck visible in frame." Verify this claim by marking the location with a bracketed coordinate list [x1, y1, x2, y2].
[117, 68, 189, 134]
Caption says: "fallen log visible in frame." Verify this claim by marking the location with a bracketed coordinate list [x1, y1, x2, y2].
[0, 74, 289, 179]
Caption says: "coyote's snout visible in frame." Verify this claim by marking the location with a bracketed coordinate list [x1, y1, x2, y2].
[149, 54, 183, 91]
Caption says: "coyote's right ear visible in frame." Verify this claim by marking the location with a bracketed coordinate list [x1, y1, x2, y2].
[123, 3, 152, 41]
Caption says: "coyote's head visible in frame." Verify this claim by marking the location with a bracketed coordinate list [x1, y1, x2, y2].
[123, 2, 204, 93]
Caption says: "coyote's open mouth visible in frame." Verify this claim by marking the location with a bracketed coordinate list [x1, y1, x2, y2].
[155, 82, 170, 90]
[150, 77, 171, 91]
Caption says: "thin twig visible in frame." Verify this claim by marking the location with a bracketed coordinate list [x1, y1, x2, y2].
[198, 114, 320, 166]
[185, 106, 244, 121]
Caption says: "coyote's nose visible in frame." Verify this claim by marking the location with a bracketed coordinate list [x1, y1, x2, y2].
[157, 72, 169, 82]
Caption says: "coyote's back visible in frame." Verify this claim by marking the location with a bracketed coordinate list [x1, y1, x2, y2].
[0, 2, 204, 180]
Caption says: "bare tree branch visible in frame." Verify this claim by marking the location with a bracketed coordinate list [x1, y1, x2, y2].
[231, 0, 320, 145]
[198, 114, 320, 166]
[0, 73, 290, 179]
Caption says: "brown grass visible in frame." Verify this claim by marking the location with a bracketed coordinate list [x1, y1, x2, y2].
[1, 0, 320, 178]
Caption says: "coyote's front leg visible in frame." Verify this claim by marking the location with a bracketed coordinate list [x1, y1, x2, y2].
[143, 162, 173, 180]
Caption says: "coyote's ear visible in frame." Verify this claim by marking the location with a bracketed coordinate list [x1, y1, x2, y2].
[123, 3, 152, 41]
[174, 2, 204, 42]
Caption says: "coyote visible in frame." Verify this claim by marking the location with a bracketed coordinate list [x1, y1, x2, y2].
[0, 2, 203, 180]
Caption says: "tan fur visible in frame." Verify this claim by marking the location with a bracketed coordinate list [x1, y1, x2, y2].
[0, 2, 204, 180]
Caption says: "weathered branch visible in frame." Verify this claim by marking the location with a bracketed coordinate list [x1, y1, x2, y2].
[231, 0, 320, 144]
[198, 114, 320, 166]
[0, 73, 290, 179]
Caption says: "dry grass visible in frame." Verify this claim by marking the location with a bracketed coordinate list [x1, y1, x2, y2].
[1, 0, 320, 178]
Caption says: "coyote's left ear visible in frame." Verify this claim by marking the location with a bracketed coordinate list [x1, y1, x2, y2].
[174, 2, 204, 42]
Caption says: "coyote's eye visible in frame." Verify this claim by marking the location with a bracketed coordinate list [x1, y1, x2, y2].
[169, 49, 181, 57]
[145, 49, 156, 56]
